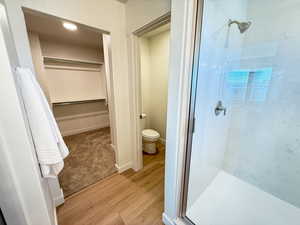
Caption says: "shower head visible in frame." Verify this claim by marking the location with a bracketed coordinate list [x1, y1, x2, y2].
[228, 19, 252, 33]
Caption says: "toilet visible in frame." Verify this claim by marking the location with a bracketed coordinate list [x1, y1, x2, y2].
[142, 129, 160, 154]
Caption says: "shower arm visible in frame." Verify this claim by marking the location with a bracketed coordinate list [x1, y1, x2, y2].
[228, 19, 239, 27]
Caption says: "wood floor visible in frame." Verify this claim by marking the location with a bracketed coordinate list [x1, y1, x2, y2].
[57, 144, 165, 225]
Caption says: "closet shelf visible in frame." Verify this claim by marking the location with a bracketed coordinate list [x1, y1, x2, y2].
[52, 98, 106, 106]
[43, 56, 103, 66]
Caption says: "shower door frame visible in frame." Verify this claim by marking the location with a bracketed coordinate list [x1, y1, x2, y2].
[177, 0, 206, 223]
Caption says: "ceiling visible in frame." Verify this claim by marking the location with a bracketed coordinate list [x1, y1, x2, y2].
[24, 11, 103, 49]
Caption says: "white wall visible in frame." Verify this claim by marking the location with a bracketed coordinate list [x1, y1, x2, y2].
[223, 0, 300, 208]
[139, 37, 151, 128]
[148, 30, 170, 139]
[40, 38, 104, 62]
[45, 68, 106, 103]
[140, 30, 170, 139]
[27, 32, 51, 102]
[29, 32, 107, 104]
[40, 38, 106, 103]
[186, 0, 248, 208]
[53, 102, 109, 136]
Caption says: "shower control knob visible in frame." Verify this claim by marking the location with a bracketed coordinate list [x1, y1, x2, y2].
[215, 101, 226, 116]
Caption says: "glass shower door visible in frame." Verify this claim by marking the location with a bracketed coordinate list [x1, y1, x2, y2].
[184, 0, 300, 224]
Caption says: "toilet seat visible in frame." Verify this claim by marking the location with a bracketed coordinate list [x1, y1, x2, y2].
[142, 129, 160, 140]
[142, 129, 160, 154]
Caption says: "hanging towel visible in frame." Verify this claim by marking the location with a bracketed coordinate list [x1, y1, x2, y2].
[16, 67, 69, 178]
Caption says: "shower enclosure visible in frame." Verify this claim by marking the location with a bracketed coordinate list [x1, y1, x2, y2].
[182, 0, 300, 224]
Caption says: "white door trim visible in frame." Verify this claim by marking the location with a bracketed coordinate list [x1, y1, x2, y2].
[130, 13, 171, 171]
[163, 0, 201, 223]
[130, 33, 143, 171]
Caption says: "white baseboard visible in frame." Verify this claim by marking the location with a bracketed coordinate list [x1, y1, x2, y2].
[61, 124, 109, 136]
[54, 188, 64, 207]
[54, 207, 58, 225]
[163, 213, 175, 225]
[110, 144, 116, 152]
[115, 161, 132, 173]
[159, 138, 166, 145]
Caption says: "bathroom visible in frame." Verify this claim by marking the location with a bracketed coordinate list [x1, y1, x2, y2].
[3, 0, 300, 224]
[138, 23, 170, 161]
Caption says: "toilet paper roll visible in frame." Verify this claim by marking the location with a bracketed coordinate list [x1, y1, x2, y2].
[140, 113, 147, 119]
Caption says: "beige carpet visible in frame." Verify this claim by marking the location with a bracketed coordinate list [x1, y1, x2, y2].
[59, 127, 117, 197]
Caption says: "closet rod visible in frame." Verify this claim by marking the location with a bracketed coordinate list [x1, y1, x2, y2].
[53, 98, 105, 106]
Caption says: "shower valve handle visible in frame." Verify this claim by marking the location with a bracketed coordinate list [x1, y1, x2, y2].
[215, 101, 226, 116]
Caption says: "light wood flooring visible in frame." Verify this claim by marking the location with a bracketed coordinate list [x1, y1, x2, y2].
[57, 144, 165, 225]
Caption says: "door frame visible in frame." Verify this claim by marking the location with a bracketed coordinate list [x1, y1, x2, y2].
[130, 12, 171, 171]
[102, 33, 118, 159]
[179, 0, 204, 223]
[162, 0, 203, 224]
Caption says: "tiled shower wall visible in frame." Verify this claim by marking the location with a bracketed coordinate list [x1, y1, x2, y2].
[223, 0, 300, 208]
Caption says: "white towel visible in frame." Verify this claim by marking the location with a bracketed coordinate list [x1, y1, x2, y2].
[17, 67, 69, 178]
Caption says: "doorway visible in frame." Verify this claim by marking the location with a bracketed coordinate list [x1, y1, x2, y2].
[23, 10, 118, 197]
[132, 13, 171, 171]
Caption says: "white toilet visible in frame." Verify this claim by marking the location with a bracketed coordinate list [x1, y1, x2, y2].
[142, 129, 160, 154]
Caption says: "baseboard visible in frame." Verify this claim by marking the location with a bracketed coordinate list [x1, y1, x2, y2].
[159, 138, 166, 145]
[163, 213, 175, 225]
[54, 188, 65, 207]
[115, 162, 132, 173]
[110, 144, 116, 152]
[61, 124, 109, 136]
[54, 207, 58, 225]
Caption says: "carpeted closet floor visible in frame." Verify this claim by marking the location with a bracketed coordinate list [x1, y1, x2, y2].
[59, 127, 117, 197]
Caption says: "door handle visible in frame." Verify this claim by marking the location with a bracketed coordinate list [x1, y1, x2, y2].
[215, 101, 226, 116]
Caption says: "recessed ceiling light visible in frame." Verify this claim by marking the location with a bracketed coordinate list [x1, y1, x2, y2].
[63, 22, 77, 31]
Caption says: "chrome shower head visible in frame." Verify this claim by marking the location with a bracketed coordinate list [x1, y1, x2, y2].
[228, 19, 252, 33]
